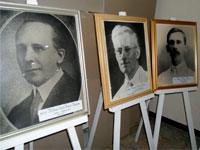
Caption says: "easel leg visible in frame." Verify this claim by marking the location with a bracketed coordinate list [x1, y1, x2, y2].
[135, 100, 150, 142]
[83, 122, 89, 148]
[67, 127, 81, 150]
[135, 117, 144, 142]
[113, 110, 121, 150]
[183, 91, 197, 149]
[153, 93, 165, 149]
[15, 144, 24, 150]
[29, 142, 33, 150]
[87, 91, 103, 150]
[139, 101, 154, 149]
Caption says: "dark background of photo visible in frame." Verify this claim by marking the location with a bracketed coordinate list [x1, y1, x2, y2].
[104, 21, 148, 97]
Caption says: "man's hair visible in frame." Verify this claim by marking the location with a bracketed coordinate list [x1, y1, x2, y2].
[15, 12, 75, 52]
[111, 25, 138, 45]
[167, 27, 187, 45]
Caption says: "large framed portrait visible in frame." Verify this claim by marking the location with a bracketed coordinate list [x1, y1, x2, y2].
[95, 14, 153, 109]
[0, 2, 89, 139]
[151, 19, 198, 90]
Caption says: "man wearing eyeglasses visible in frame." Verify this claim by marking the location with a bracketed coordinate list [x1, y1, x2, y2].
[111, 25, 148, 100]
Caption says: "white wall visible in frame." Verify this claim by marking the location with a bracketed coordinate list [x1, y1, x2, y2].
[149, 0, 200, 131]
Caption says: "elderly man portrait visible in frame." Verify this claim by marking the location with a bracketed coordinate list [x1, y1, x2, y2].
[110, 24, 148, 100]
[3, 12, 81, 129]
[158, 27, 194, 85]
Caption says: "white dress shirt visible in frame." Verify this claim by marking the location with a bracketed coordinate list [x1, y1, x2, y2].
[113, 66, 148, 101]
[33, 69, 64, 110]
[158, 61, 194, 85]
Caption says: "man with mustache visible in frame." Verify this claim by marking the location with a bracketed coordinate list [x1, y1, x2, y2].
[8, 13, 81, 129]
[158, 28, 194, 85]
[111, 25, 148, 100]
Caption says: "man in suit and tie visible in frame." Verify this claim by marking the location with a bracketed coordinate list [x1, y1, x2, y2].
[8, 12, 81, 129]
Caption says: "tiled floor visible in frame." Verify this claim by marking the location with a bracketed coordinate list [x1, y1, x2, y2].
[106, 118, 200, 149]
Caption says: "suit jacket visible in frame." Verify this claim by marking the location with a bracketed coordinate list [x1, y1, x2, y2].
[8, 71, 81, 129]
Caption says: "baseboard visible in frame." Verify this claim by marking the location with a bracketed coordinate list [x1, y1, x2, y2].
[149, 111, 200, 137]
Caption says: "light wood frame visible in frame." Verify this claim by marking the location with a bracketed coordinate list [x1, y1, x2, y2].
[95, 14, 153, 109]
[151, 19, 198, 90]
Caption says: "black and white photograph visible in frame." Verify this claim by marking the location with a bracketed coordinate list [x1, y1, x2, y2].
[95, 14, 152, 108]
[151, 19, 198, 89]
[0, 3, 89, 138]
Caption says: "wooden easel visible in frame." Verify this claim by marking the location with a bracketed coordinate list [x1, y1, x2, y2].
[135, 87, 198, 149]
[87, 90, 155, 150]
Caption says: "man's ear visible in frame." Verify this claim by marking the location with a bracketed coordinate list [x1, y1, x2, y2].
[184, 45, 189, 53]
[57, 48, 65, 64]
[166, 44, 170, 53]
[136, 48, 141, 59]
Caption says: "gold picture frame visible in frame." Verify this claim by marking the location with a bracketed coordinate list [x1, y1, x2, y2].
[151, 19, 198, 90]
[95, 14, 153, 109]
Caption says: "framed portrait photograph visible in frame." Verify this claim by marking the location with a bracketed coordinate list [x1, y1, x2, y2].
[95, 14, 153, 109]
[0, 2, 89, 139]
[151, 19, 198, 90]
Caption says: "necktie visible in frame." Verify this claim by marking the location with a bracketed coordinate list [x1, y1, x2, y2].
[128, 81, 133, 87]
[30, 89, 43, 125]
[171, 66, 178, 74]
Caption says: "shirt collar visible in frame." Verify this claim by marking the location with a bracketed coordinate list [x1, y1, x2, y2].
[170, 61, 187, 74]
[33, 69, 64, 101]
[124, 66, 142, 86]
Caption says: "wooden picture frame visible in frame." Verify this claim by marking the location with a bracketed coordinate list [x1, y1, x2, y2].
[151, 19, 198, 90]
[95, 14, 153, 109]
[0, 2, 89, 139]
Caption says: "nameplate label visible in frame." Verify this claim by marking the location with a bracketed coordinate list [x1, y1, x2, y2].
[173, 76, 194, 84]
[127, 82, 149, 95]
[38, 100, 83, 122]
